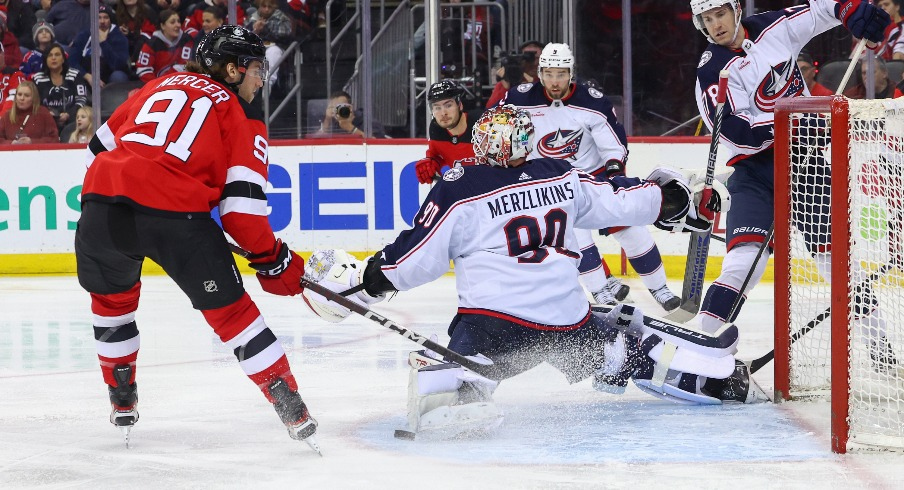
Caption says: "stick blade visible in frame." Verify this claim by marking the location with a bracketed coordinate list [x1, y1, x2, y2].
[663, 305, 698, 324]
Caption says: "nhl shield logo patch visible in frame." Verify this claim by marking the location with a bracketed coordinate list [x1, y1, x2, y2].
[443, 167, 465, 181]
[204, 280, 218, 292]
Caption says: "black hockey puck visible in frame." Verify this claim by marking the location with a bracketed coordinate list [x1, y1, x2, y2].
[394, 429, 416, 441]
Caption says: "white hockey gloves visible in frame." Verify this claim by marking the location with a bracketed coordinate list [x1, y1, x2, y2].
[646, 166, 715, 233]
[406, 349, 503, 436]
[301, 249, 385, 322]
[680, 167, 732, 223]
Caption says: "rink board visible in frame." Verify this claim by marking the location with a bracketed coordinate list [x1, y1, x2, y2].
[0, 139, 766, 277]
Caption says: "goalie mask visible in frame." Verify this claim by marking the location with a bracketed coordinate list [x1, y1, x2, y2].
[471, 105, 534, 167]
[690, 0, 742, 45]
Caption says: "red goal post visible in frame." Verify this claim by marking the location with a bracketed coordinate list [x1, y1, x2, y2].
[774, 96, 904, 454]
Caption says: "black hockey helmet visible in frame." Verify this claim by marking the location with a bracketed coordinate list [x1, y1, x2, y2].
[195, 25, 268, 81]
[427, 80, 464, 103]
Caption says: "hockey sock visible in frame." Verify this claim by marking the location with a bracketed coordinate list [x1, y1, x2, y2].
[90, 284, 141, 388]
[578, 242, 608, 292]
[203, 293, 298, 403]
[612, 226, 667, 291]
[698, 244, 768, 333]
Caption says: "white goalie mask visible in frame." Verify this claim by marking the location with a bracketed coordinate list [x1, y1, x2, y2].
[471, 105, 535, 167]
[690, 0, 742, 44]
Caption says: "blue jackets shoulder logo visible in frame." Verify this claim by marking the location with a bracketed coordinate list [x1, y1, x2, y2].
[536, 129, 583, 160]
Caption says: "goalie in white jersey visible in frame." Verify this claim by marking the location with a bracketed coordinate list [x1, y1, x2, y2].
[302, 105, 766, 437]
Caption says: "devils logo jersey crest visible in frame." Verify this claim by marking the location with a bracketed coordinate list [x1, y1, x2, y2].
[536, 129, 584, 160]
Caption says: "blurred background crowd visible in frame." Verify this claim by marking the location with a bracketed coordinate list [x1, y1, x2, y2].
[0, 0, 898, 144]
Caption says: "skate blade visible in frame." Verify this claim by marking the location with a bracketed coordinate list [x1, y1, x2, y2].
[120, 426, 132, 449]
[303, 435, 323, 456]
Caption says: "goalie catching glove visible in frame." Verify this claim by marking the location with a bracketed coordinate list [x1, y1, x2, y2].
[301, 249, 386, 322]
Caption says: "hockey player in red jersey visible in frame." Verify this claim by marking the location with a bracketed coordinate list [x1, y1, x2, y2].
[414, 80, 485, 184]
[75, 25, 320, 453]
[302, 105, 765, 437]
[503, 43, 680, 313]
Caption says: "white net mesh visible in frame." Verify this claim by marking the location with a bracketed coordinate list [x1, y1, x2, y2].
[784, 98, 904, 451]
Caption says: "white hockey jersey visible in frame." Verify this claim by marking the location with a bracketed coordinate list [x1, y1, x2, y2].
[378, 158, 661, 327]
[695, 1, 841, 166]
[502, 82, 628, 175]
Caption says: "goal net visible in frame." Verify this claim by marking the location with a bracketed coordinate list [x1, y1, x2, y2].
[774, 96, 904, 453]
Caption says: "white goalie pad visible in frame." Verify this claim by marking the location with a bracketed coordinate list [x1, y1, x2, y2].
[595, 304, 739, 375]
[633, 378, 722, 405]
[406, 351, 502, 435]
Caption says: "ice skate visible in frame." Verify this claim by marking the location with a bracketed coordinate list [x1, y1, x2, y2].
[649, 285, 680, 313]
[269, 378, 322, 456]
[868, 336, 900, 376]
[605, 275, 631, 302]
[108, 364, 138, 448]
[707, 360, 770, 404]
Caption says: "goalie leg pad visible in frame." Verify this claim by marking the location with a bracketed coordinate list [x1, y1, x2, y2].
[633, 377, 722, 405]
[641, 333, 737, 380]
[406, 357, 503, 435]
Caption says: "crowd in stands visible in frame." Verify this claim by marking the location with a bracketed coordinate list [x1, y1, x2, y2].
[6, 0, 904, 145]
[0, 0, 320, 144]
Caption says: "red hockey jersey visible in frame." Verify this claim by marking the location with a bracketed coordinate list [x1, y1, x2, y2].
[83, 72, 278, 258]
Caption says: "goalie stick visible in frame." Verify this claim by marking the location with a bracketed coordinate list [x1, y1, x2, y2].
[226, 243, 496, 379]
[666, 69, 730, 323]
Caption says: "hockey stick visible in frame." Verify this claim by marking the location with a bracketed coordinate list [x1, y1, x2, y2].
[666, 70, 730, 323]
[749, 262, 895, 373]
[226, 243, 496, 378]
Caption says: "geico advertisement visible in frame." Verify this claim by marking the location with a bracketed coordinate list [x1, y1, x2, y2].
[0, 141, 718, 255]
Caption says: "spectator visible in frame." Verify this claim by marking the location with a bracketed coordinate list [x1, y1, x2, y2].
[32, 42, 90, 130]
[61, 104, 93, 142]
[183, 0, 243, 34]
[0, 42, 25, 113]
[20, 20, 54, 77]
[0, 0, 37, 50]
[313, 90, 386, 138]
[116, 0, 157, 64]
[797, 51, 833, 96]
[485, 40, 543, 108]
[245, 0, 291, 87]
[879, 0, 904, 60]
[844, 57, 896, 99]
[0, 11, 23, 69]
[69, 4, 132, 86]
[44, 0, 91, 47]
[0, 79, 58, 144]
[188, 5, 223, 56]
[150, 0, 181, 17]
[135, 9, 193, 83]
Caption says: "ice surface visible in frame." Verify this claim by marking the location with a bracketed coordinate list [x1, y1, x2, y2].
[2, 275, 903, 489]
